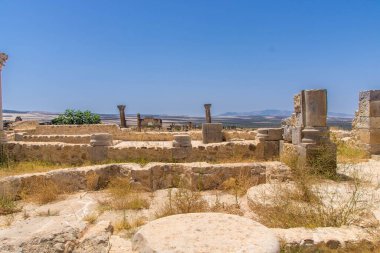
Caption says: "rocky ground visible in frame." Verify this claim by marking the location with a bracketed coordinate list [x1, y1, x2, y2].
[0, 159, 379, 252]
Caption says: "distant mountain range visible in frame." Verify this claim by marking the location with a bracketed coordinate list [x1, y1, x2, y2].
[218, 110, 353, 118]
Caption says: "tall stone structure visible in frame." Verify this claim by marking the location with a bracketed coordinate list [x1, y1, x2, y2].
[117, 105, 127, 128]
[204, 104, 212, 123]
[0, 53, 8, 143]
[352, 90, 380, 155]
[137, 113, 142, 132]
[280, 89, 336, 174]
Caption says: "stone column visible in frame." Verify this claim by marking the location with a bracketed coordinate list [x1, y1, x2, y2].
[117, 105, 127, 128]
[204, 104, 212, 123]
[137, 113, 142, 132]
[301, 89, 329, 145]
[0, 53, 8, 143]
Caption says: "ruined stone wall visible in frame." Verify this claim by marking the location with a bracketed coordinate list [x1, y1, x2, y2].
[6, 142, 90, 164]
[14, 123, 255, 142]
[5, 140, 262, 164]
[16, 134, 91, 144]
[352, 90, 380, 154]
[0, 162, 289, 197]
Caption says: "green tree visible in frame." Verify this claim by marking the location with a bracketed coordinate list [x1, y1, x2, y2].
[52, 109, 101, 125]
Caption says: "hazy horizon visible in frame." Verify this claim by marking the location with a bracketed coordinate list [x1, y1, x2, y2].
[1, 1, 379, 115]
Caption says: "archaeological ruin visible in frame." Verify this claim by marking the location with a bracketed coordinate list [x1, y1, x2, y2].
[0, 52, 380, 253]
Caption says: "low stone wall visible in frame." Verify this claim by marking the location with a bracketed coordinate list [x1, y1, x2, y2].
[16, 123, 255, 142]
[6, 142, 90, 164]
[16, 134, 91, 144]
[5, 140, 263, 164]
[0, 161, 289, 197]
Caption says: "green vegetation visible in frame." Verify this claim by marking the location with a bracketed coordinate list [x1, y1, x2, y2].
[51, 109, 101, 125]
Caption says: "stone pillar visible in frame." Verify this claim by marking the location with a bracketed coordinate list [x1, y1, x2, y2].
[0, 53, 8, 143]
[301, 89, 329, 145]
[117, 105, 127, 128]
[204, 104, 212, 123]
[137, 113, 142, 132]
[89, 133, 113, 162]
[352, 90, 380, 154]
[172, 134, 192, 160]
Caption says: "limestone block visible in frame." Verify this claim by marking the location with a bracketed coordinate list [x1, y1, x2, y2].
[358, 90, 380, 117]
[355, 129, 380, 145]
[172, 134, 192, 148]
[172, 147, 192, 160]
[264, 141, 280, 159]
[256, 128, 283, 141]
[89, 146, 108, 162]
[90, 133, 113, 147]
[302, 89, 327, 127]
[370, 101, 380, 117]
[353, 116, 380, 129]
[132, 213, 280, 253]
[292, 127, 302, 145]
[283, 125, 292, 142]
[301, 127, 329, 145]
[202, 123, 223, 144]
[294, 93, 301, 113]
[14, 132, 25, 141]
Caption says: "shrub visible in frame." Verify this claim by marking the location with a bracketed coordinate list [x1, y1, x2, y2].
[52, 109, 101, 125]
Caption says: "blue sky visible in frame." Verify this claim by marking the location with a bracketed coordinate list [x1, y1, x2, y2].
[1, 0, 379, 115]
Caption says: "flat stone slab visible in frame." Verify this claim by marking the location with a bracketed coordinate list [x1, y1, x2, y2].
[132, 213, 279, 253]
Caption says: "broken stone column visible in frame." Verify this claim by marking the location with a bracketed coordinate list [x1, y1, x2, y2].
[172, 134, 192, 160]
[89, 133, 113, 162]
[299, 89, 336, 174]
[204, 104, 212, 123]
[137, 113, 142, 132]
[352, 90, 380, 154]
[0, 53, 8, 143]
[202, 123, 223, 144]
[117, 105, 127, 128]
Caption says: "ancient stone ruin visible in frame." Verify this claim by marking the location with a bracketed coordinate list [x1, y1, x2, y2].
[117, 105, 127, 128]
[1, 52, 380, 253]
[352, 90, 380, 155]
[280, 89, 337, 174]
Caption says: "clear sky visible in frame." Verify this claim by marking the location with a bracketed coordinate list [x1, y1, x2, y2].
[1, 0, 379, 115]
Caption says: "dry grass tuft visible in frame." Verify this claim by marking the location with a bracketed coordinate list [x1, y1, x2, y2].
[330, 133, 370, 164]
[0, 194, 19, 215]
[99, 177, 150, 212]
[155, 187, 209, 218]
[221, 171, 257, 206]
[252, 151, 376, 228]
[114, 210, 147, 234]
[86, 172, 100, 191]
[83, 212, 98, 224]
[21, 178, 61, 204]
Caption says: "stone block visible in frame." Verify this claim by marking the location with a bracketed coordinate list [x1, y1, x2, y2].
[264, 141, 280, 159]
[202, 123, 223, 144]
[172, 134, 192, 148]
[370, 101, 380, 117]
[358, 90, 380, 117]
[90, 133, 113, 146]
[354, 116, 380, 129]
[282, 125, 292, 142]
[89, 146, 108, 162]
[294, 93, 301, 113]
[256, 128, 283, 141]
[355, 129, 380, 145]
[292, 127, 302, 145]
[302, 89, 327, 127]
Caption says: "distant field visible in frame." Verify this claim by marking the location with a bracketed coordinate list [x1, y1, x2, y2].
[4, 112, 353, 130]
